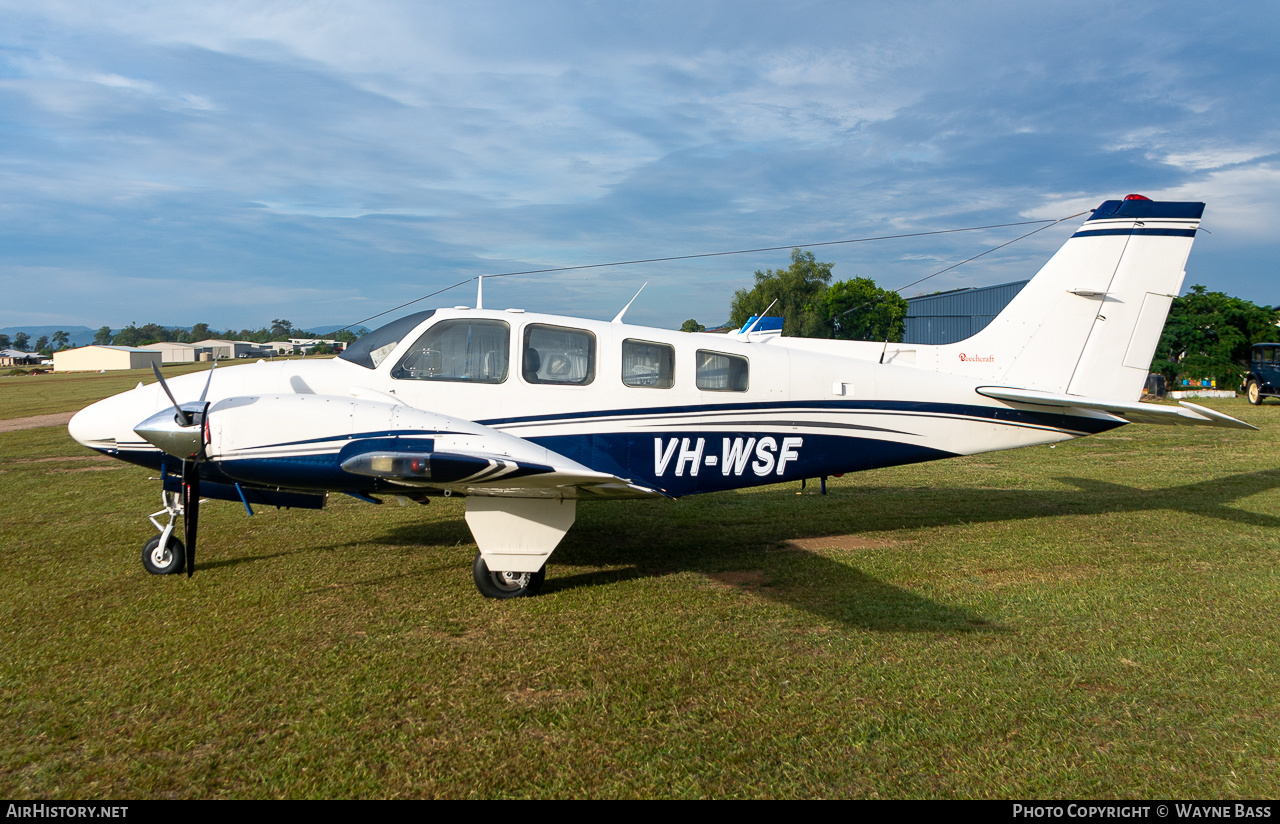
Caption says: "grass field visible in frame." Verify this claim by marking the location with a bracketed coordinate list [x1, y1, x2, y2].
[1, 369, 1277, 798]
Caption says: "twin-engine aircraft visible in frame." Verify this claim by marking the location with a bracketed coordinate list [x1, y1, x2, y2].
[69, 196, 1253, 598]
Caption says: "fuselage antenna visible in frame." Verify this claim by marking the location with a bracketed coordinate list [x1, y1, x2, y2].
[612, 282, 648, 324]
[476, 275, 484, 310]
[741, 298, 779, 338]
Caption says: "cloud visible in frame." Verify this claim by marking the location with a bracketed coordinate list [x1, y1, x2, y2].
[0, 2, 1276, 329]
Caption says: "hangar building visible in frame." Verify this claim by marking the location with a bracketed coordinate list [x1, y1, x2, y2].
[53, 345, 162, 372]
[138, 342, 213, 363]
[903, 280, 1028, 345]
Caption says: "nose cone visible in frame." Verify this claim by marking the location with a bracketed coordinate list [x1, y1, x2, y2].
[69, 398, 127, 451]
[68, 382, 167, 453]
[68, 405, 99, 449]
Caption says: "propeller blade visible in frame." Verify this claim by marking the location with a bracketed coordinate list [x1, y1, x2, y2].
[183, 460, 200, 577]
[196, 360, 217, 406]
[151, 362, 184, 418]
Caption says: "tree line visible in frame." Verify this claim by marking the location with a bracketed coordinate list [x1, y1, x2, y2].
[1, 319, 364, 358]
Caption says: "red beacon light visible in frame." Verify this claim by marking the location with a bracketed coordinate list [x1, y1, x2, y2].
[1124, 194, 1151, 201]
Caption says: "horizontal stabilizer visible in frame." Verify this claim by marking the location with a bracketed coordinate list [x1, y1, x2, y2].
[977, 386, 1257, 430]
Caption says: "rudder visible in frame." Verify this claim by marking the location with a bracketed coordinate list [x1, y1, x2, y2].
[937, 196, 1203, 400]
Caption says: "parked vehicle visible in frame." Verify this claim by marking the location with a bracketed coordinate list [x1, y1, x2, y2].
[1241, 343, 1280, 404]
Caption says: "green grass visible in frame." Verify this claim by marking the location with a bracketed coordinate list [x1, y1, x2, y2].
[0, 362, 214, 420]
[1, 375, 1277, 798]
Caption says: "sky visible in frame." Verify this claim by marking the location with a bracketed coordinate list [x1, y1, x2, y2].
[1, 1, 1277, 333]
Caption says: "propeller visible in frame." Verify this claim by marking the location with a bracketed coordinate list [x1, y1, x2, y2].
[136, 362, 216, 576]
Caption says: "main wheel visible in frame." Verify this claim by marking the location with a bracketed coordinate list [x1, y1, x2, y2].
[1248, 381, 1264, 405]
[472, 551, 545, 599]
[142, 535, 186, 575]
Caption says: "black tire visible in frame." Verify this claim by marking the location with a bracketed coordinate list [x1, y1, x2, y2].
[1248, 381, 1264, 405]
[472, 551, 545, 599]
[142, 535, 186, 575]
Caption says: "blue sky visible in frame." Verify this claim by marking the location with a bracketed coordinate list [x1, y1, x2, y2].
[1, 1, 1277, 333]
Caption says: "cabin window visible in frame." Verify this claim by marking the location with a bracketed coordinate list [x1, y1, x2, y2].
[523, 324, 595, 385]
[622, 339, 674, 388]
[391, 319, 510, 383]
[696, 350, 748, 392]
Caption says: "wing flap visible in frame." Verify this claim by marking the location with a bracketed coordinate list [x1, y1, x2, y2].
[977, 386, 1257, 430]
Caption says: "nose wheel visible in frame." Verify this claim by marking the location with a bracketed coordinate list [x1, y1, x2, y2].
[143, 489, 188, 576]
[142, 534, 186, 575]
[472, 552, 545, 599]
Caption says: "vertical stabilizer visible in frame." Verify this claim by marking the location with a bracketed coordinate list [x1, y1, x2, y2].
[937, 197, 1203, 400]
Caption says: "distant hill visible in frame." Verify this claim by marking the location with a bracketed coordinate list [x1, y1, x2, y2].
[0, 325, 98, 348]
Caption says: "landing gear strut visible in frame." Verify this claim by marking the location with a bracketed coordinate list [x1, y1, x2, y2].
[142, 489, 187, 575]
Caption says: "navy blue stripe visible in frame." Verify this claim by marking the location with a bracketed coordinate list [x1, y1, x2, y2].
[479, 399, 1119, 436]
[530, 432, 956, 497]
[1087, 200, 1205, 221]
[1071, 228, 1197, 239]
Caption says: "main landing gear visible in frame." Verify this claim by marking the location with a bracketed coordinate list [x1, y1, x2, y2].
[464, 496, 573, 599]
[142, 488, 187, 575]
[472, 551, 545, 599]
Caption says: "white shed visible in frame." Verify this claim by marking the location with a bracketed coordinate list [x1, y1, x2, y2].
[138, 342, 213, 363]
[54, 345, 162, 372]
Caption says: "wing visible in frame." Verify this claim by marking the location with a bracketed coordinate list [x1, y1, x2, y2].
[977, 386, 1256, 430]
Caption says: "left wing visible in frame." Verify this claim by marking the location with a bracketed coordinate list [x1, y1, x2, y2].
[340, 448, 663, 499]
[205, 393, 664, 500]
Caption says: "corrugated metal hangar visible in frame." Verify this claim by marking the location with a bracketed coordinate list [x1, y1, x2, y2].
[903, 280, 1028, 345]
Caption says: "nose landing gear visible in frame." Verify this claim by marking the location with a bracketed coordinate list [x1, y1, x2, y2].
[142, 488, 188, 575]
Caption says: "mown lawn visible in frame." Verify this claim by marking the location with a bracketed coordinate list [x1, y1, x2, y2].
[1, 372, 1276, 798]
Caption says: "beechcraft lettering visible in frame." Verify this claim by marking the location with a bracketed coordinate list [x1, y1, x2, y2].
[67, 195, 1255, 599]
[653, 436, 803, 477]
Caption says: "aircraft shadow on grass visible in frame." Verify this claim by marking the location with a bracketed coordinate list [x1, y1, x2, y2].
[503, 466, 1280, 631]
[170, 467, 1280, 633]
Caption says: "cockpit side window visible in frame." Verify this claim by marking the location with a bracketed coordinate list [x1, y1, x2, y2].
[696, 350, 749, 392]
[522, 324, 595, 385]
[391, 319, 510, 383]
[338, 310, 437, 370]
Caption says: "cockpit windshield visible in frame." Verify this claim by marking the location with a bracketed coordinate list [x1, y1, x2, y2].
[338, 310, 437, 369]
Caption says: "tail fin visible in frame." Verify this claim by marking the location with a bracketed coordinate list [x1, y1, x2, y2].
[938, 196, 1203, 400]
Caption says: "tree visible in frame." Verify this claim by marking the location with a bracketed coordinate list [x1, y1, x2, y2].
[112, 324, 142, 347]
[819, 277, 908, 342]
[94, 326, 113, 345]
[13, 332, 29, 351]
[52, 330, 70, 350]
[190, 323, 211, 341]
[0, 334, 10, 350]
[331, 329, 361, 345]
[34, 335, 50, 355]
[1151, 285, 1278, 386]
[679, 319, 706, 333]
[729, 249, 834, 337]
[270, 319, 294, 338]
